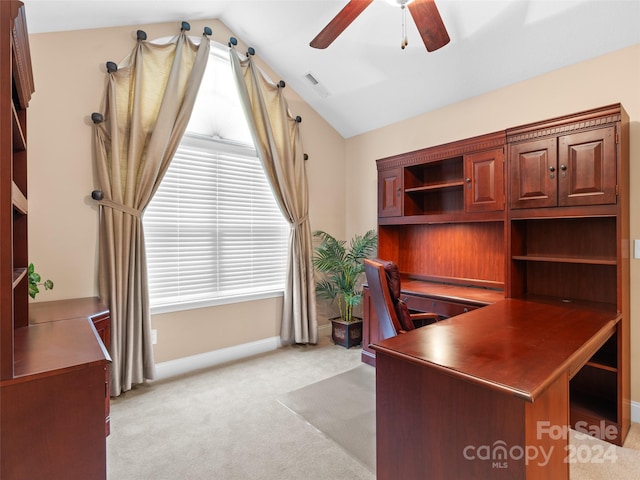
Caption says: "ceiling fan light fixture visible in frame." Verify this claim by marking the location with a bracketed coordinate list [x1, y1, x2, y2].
[310, 0, 449, 52]
[383, 0, 416, 49]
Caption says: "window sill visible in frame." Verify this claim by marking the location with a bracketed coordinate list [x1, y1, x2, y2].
[150, 290, 284, 316]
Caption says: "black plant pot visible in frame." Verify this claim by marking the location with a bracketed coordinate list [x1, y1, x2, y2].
[330, 318, 363, 348]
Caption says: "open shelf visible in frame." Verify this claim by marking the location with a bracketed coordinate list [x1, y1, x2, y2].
[509, 215, 618, 305]
[588, 333, 618, 370]
[571, 394, 618, 426]
[12, 102, 26, 151]
[570, 360, 618, 424]
[510, 216, 616, 258]
[405, 180, 465, 193]
[511, 254, 616, 265]
[12, 267, 27, 288]
[512, 262, 617, 305]
[12, 181, 27, 214]
[402, 156, 465, 216]
[404, 157, 463, 188]
[404, 185, 464, 216]
[571, 394, 617, 426]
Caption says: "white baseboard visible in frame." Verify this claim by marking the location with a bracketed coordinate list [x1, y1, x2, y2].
[632, 400, 640, 424]
[153, 336, 282, 381]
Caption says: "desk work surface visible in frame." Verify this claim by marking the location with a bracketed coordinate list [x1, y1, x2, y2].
[372, 298, 618, 402]
[399, 278, 505, 305]
[12, 318, 110, 380]
[29, 296, 108, 324]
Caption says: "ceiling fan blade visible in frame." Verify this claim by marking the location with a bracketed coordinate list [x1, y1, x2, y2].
[310, 0, 374, 49]
[408, 0, 450, 52]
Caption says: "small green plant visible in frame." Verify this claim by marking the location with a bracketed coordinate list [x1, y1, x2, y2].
[313, 230, 377, 323]
[28, 263, 54, 299]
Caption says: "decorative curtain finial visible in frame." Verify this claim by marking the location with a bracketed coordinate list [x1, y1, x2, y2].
[203, 26, 212, 36]
[136, 30, 147, 41]
[247, 47, 255, 56]
[106, 61, 118, 73]
[91, 112, 104, 124]
[91, 190, 104, 201]
[181, 21, 191, 32]
[229, 37, 238, 48]
[278, 80, 286, 88]
[295, 116, 302, 123]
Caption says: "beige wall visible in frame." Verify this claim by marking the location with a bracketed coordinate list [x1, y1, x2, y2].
[27, 19, 346, 363]
[344, 44, 640, 404]
[26, 15, 640, 404]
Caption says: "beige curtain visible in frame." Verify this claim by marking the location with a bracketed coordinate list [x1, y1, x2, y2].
[230, 50, 317, 345]
[93, 30, 210, 396]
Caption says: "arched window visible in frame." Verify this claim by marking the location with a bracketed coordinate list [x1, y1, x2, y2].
[143, 42, 289, 313]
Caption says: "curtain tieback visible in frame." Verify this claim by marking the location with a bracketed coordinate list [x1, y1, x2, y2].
[292, 214, 309, 228]
[98, 199, 142, 218]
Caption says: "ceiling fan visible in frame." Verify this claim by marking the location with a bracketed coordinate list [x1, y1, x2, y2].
[310, 0, 450, 52]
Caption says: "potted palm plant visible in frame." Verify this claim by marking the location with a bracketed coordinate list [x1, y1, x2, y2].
[313, 229, 377, 348]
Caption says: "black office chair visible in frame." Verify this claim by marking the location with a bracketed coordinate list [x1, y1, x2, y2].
[364, 258, 440, 341]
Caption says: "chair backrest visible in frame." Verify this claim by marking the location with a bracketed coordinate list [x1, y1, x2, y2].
[364, 258, 403, 341]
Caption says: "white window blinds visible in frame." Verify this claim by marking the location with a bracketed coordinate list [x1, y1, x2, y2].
[143, 42, 289, 312]
[144, 135, 289, 310]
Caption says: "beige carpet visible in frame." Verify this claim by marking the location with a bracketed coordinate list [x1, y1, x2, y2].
[570, 426, 640, 479]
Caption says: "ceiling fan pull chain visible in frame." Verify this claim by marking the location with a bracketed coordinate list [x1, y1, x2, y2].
[401, 4, 408, 50]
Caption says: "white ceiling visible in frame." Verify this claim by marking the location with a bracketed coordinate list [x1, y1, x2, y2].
[22, 0, 640, 138]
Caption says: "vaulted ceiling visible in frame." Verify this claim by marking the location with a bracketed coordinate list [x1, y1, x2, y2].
[23, 0, 640, 138]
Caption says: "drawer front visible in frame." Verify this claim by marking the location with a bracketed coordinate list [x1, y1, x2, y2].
[404, 296, 478, 319]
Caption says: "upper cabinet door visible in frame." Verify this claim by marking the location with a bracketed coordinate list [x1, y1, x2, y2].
[558, 126, 617, 207]
[464, 148, 504, 213]
[509, 138, 557, 209]
[378, 167, 402, 217]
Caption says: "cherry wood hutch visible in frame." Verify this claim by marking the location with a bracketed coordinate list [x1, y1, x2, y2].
[366, 103, 630, 477]
[0, 3, 110, 478]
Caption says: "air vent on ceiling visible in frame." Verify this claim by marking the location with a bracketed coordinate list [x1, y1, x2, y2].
[303, 72, 330, 99]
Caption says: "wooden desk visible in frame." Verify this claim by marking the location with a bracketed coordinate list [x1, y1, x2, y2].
[1, 298, 111, 480]
[30, 297, 112, 435]
[30, 296, 110, 350]
[362, 279, 504, 366]
[372, 298, 619, 480]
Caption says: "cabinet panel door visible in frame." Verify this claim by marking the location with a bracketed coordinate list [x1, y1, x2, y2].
[510, 138, 557, 209]
[378, 168, 402, 217]
[464, 148, 504, 212]
[558, 126, 616, 207]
